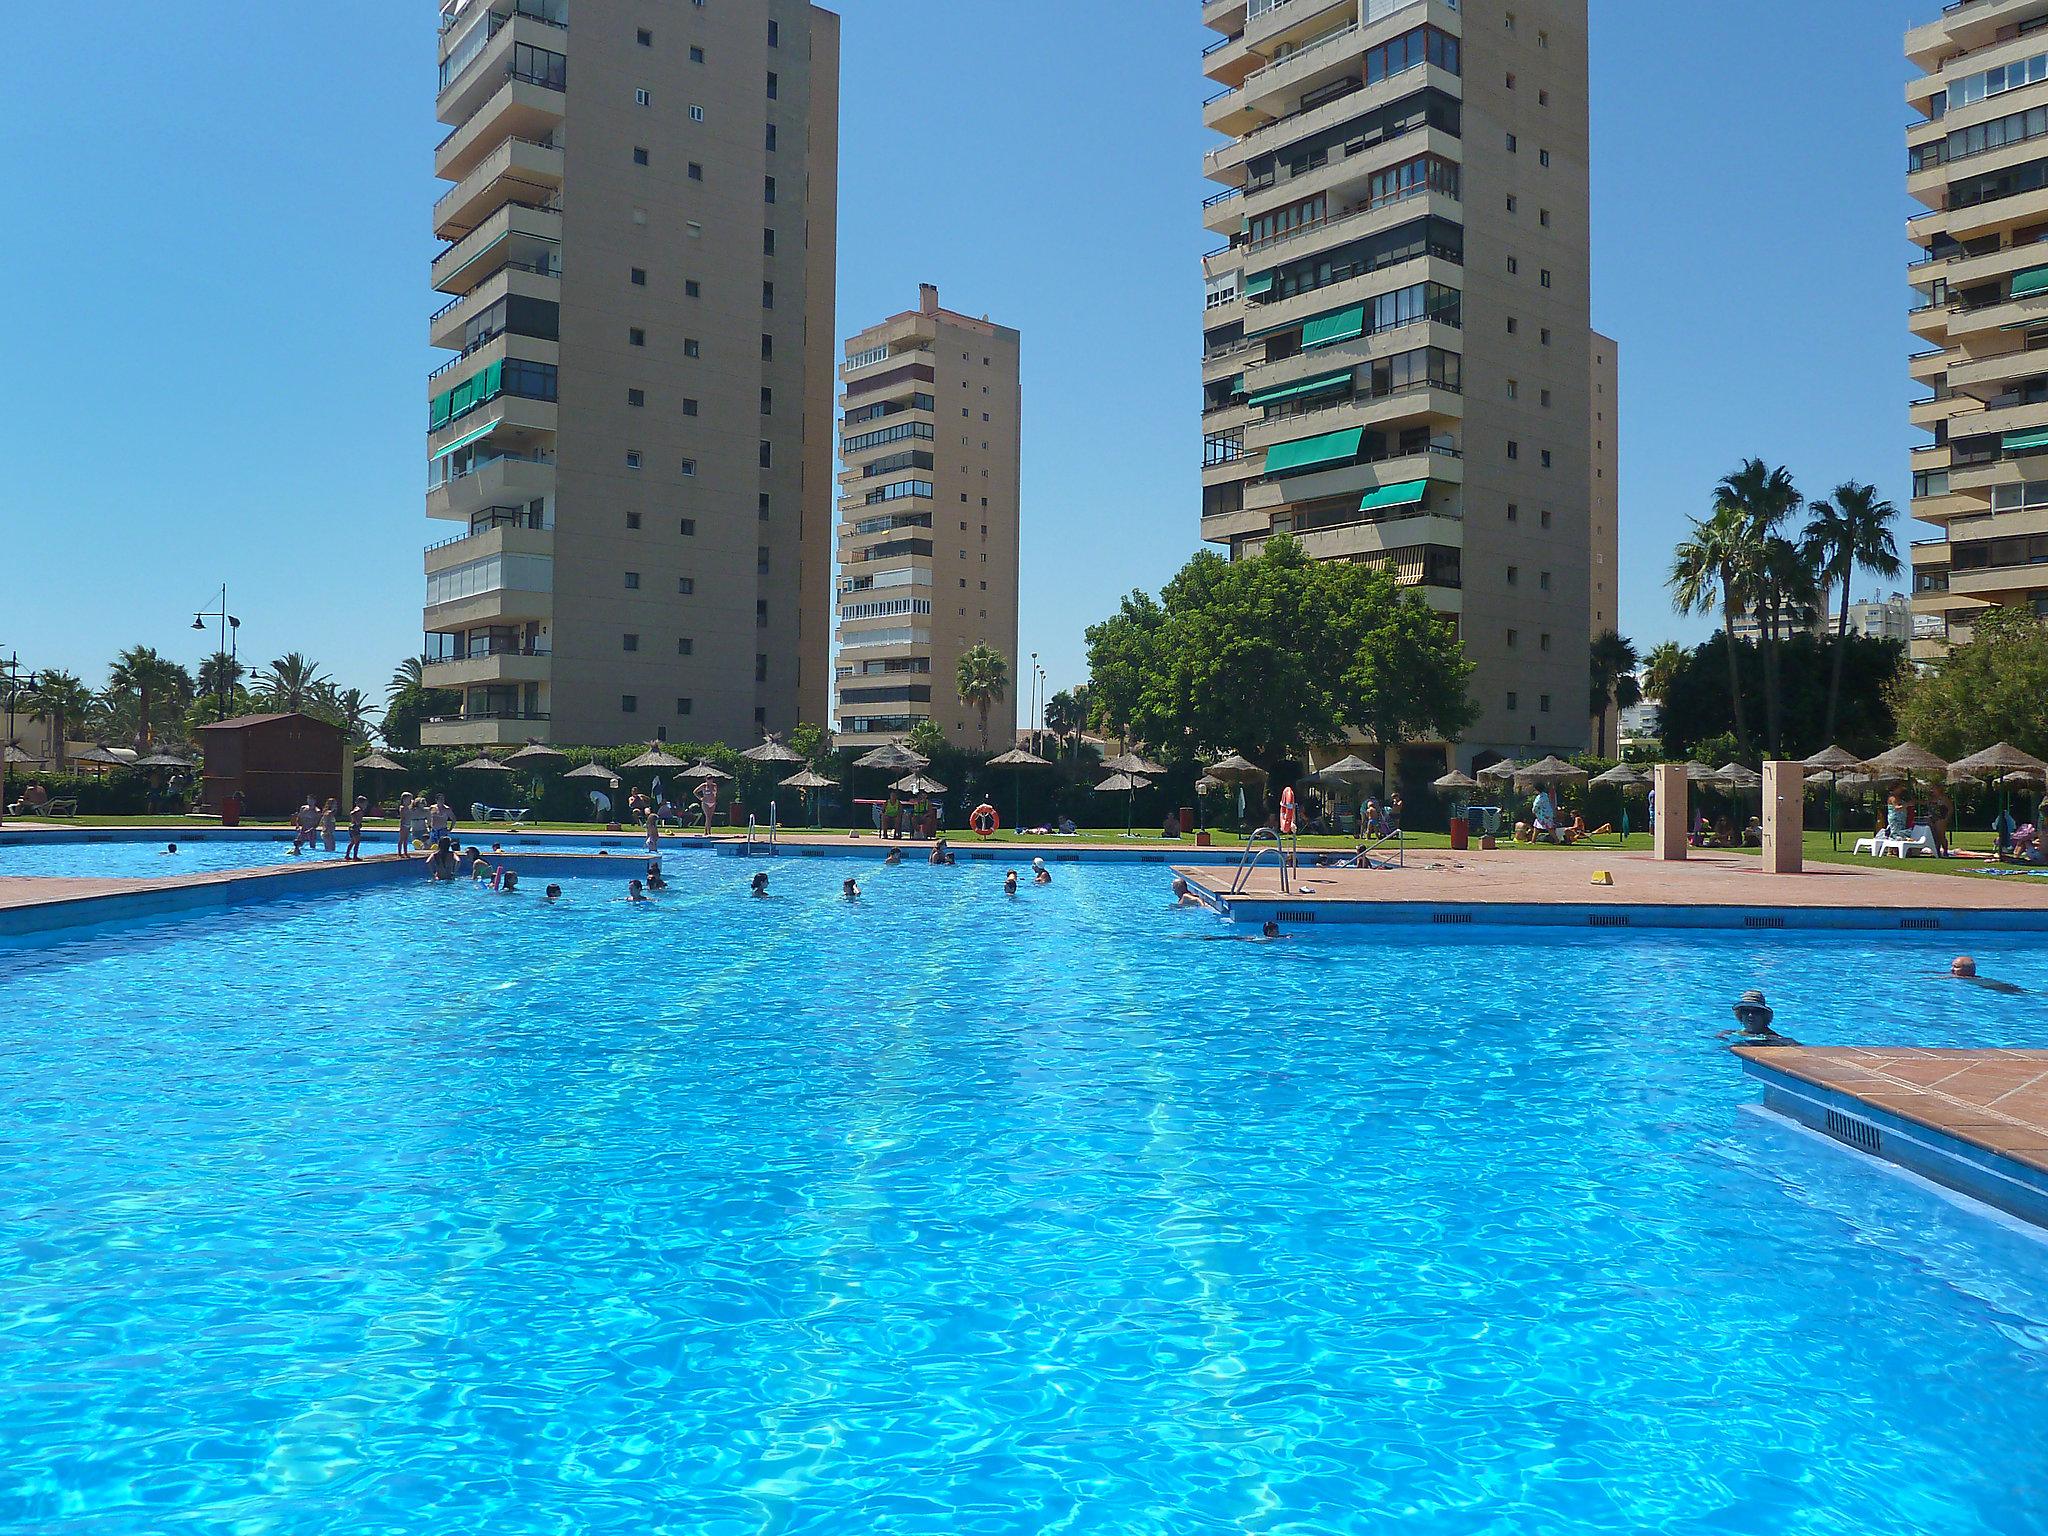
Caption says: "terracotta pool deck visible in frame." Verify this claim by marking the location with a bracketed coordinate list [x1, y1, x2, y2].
[1178, 847, 2048, 930]
[1738, 1046, 2048, 1230]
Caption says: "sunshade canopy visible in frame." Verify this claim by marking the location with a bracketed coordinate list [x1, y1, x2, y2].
[1863, 742, 1950, 780]
[1433, 770, 1481, 792]
[780, 769, 838, 790]
[1095, 773, 1153, 793]
[891, 773, 948, 795]
[1314, 754, 1383, 784]
[1801, 745, 1863, 772]
[1716, 763, 1763, 789]
[1204, 753, 1267, 783]
[1588, 764, 1646, 787]
[987, 748, 1051, 767]
[1948, 742, 2048, 782]
[1102, 752, 1168, 777]
[505, 744, 568, 766]
[565, 763, 621, 781]
[621, 747, 689, 771]
[1262, 426, 1364, 477]
[353, 752, 405, 773]
[453, 756, 511, 772]
[681, 762, 732, 780]
[1476, 760, 1521, 783]
[853, 743, 929, 770]
[741, 736, 805, 764]
[1514, 756, 1588, 789]
[134, 753, 195, 768]
[1358, 479, 1429, 514]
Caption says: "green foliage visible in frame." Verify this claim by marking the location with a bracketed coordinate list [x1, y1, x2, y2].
[1659, 632, 1901, 759]
[953, 643, 1011, 748]
[1890, 606, 2048, 758]
[904, 718, 948, 759]
[103, 646, 195, 751]
[1081, 536, 1474, 773]
[1589, 630, 1641, 747]
[1642, 642, 1687, 703]
[379, 685, 461, 750]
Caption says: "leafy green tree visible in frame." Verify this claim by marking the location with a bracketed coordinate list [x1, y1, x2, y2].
[1082, 535, 1474, 775]
[1890, 606, 2048, 758]
[387, 655, 426, 705]
[194, 652, 245, 719]
[1589, 630, 1642, 755]
[1660, 632, 1900, 760]
[23, 670, 94, 767]
[905, 718, 948, 759]
[787, 721, 833, 771]
[252, 652, 331, 714]
[1803, 482, 1902, 745]
[954, 643, 1011, 748]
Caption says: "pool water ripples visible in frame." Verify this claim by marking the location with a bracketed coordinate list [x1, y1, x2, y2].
[2, 857, 2047, 1533]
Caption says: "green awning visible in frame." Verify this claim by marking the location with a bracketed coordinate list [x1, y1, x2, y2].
[2012, 265, 2048, 299]
[1263, 427, 1364, 477]
[1359, 479, 1430, 513]
[2005, 427, 2048, 454]
[1247, 368, 1353, 407]
[1243, 271, 1275, 298]
[1302, 304, 1367, 349]
[429, 415, 504, 460]
[1226, 373, 1245, 397]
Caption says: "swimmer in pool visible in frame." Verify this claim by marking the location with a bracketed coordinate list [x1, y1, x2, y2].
[885, 847, 903, 866]
[1950, 955, 2024, 994]
[161, 843, 179, 855]
[751, 871, 769, 897]
[625, 879, 648, 903]
[499, 870, 520, 893]
[1170, 877, 1202, 908]
[842, 877, 860, 900]
[544, 883, 562, 902]
[1032, 858, 1051, 885]
[1717, 989, 1800, 1047]
[1003, 870, 1019, 896]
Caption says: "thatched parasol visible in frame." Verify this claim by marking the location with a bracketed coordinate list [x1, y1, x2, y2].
[621, 746, 689, 772]
[506, 744, 568, 767]
[1514, 755, 1588, 790]
[1802, 745, 1864, 849]
[892, 772, 948, 796]
[853, 743, 929, 771]
[780, 767, 837, 826]
[564, 762, 620, 781]
[1715, 763, 1762, 790]
[1, 744, 35, 766]
[1204, 752, 1266, 783]
[987, 747, 1050, 830]
[1476, 759, 1520, 785]
[740, 735, 806, 765]
[453, 756, 511, 773]
[681, 761, 732, 781]
[1102, 751, 1168, 777]
[71, 746, 127, 768]
[134, 752, 195, 769]
[1433, 769, 1481, 792]
[1862, 743, 1949, 782]
[1095, 771, 1153, 836]
[1588, 764, 1646, 787]
[354, 751, 405, 774]
[1950, 744, 2048, 854]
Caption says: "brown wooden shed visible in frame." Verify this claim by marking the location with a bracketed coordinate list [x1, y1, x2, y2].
[198, 713, 346, 819]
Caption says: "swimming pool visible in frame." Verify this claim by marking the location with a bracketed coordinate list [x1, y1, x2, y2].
[0, 831, 652, 880]
[5, 857, 2047, 1533]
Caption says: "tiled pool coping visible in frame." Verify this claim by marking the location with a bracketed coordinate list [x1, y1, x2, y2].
[1738, 1047, 2048, 1232]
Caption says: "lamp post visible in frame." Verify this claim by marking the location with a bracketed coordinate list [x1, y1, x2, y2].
[192, 586, 242, 722]
[1028, 651, 1039, 756]
[0, 651, 42, 829]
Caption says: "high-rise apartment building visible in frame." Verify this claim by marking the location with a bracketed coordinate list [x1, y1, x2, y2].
[422, 0, 839, 747]
[1589, 331, 1618, 752]
[1199, 0, 1595, 768]
[1905, 3, 2048, 662]
[833, 285, 1022, 746]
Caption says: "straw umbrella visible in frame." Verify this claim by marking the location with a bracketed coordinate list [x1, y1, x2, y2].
[987, 746, 1050, 832]
[740, 735, 805, 766]
[1949, 743, 2048, 854]
[354, 751, 404, 773]
[1715, 763, 1762, 834]
[1195, 773, 1226, 831]
[1102, 751, 1168, 777]
[1803, 745, 1863, 849]
[779, 767, 837, 827]
[564, 762, 620, 783]
[850, 742, 928, 833]
[1864, 742, 1952, 837]
[1, 744, 34, 766]
[1205, 752, 1267, 832]
[1313, 753, 1383, 831]
[1512, 755, 1587, 831]
[1588, 763, 1646, 838]
[135, 752, 195, 769]
[1095, 771, 1152, 836]
[621, 745, 688, 772]
[892, 772, 948, 796]
[453, 755, 511, 773]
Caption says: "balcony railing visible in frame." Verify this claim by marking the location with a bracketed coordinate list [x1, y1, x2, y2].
[433, 138, 560, 223]
[1243, 176, 1456, 256]
[428, 257, 559, 326]
[427, 710, 552, 723]
[433, 197, 562, 269]
[425, 643, 553, 666]
[436, 64, 567, 151]
[425, 507, 549, 552]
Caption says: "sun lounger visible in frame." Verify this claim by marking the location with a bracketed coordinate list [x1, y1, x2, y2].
[1856, 824, 1937, 858]
[12, 798, 78, 818]
[470, 803, 530, 823]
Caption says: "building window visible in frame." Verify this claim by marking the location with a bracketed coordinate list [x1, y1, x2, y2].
[763, 228, 777, 256]
[629, 327, 645, 346]
[626, 512, 641, 529]
[1506, 72, 1516, 89]
[1508, 256, 1518, 275]
[624, 571, 640, 589]
[1507, 566, 1519, 585]
[1540, 268, 1552, 288]
[628, 388, 645, 407]
[765, 123, 778, 152]
[631, 267, 647, 286]
[1507, 379, 1518, 399]
[761, 333, 773, 360]
[690, 105, 705, 122]
[685, 279, 701, 298]
[768, 18, 779, 45]
[759, 440, 772, 468]
[1540, 508, 1552, 529]
[755, 653, 768, 682]
[756, 599, 768, 627]
[1507, 503, 1518, 522]
[623, 633, 639, 652]
[626, 451, 642, 469]
[760, 387, 773, 414]
[680, 518, 696, 536]
[766, 71, 778, 99]
[1540, 208, 1551, 227]
[1507, 629, 1518, 647]
[681, 458, 696, 476]
[1541, 389, 1552, 408]
[637, 28, 652, 45]
[1507, 194, 1517, 213]
[762, 281, 775, 308]
[688, 161, 703, 181]
[1540, 694, 1552, 713]
[759, 493, 771, 519]
[635, 88, 650, 106]
[1539, 89, 1550, 106]
[1507, 692, 1519, 711]
[1506, 133, 1517, 152]
[622, 695, 638, 713]
[678, 577, 695, 595]
[683, 398, 699, 417]
[689, 45, 704, 63]
[1508, 441, 1519, 460]
[677, 697, 693, 715]
[1541, 449, 1553, 468]
[633, 146, 649, 166]
[1540, 148, 1551, 166]
[684, 337, 700, 357]
[1540, 571, 1552, 590]
[677, 638, 693, 655]
[1540, 632, 1552, 651]
[1507, 317, 1518, 334]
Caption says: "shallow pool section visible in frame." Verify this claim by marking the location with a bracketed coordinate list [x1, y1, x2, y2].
[4, 858, 2048, 1534]
[0, 831, 658, 880]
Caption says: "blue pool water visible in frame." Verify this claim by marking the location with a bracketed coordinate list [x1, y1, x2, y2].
[0, 832, 653, 880]
[4, 857, 2048, 1534]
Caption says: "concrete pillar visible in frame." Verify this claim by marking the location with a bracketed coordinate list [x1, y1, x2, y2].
[1762, 760, 1804, 874]
[1653, 763, 1688, 862]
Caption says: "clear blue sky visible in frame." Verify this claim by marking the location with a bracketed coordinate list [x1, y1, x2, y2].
[2, 0, 1927, 713]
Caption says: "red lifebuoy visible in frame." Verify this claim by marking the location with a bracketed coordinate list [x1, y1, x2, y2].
[970, 803, 999, 837]
[1279, 786, 1299, 836]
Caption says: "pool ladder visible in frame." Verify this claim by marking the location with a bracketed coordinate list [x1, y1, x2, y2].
[1229, 827, 1293, 895]
[745, 802, 779, 854]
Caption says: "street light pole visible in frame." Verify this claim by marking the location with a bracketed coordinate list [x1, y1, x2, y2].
[0, 650, 42, 829]
[192, 586, 241, 722]
[1028, 651, 1039, 756]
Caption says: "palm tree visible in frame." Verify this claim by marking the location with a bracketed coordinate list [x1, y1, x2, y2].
[954, 643, 1011, 749]
[253, 653, 332, 714]
[1588, 631, 1642, 756]
[1803, 482, 1902, 744]
[23, 670, 93, 769]
[1642, 642, 1687, 704]
[105, 646, 194, 751]
[387, 654, 427, 706]
[1045, 689, 1084, 755]
[1712, 460, 1802, 754]
[1669, 505, 1759, 756]
[195, 651, 245, 720]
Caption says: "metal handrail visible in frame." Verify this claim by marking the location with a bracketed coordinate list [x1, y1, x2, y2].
[1230, 827, 1292, 894]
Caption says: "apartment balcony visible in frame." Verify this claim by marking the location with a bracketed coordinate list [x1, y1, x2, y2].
[1948, 558, 2048, 601]
[1244, 383, 1463, 451]
[1242, 315, 1463, 391]
[1950, 184, 2048, 245]
[1203, 0, 1248, 34]
[426, 450, 554, 524]
[1946, 289, 2048, 342]
[1945, 240, 2048, 292]
[1909, 0, 2048, 69]
[1912, 488, 1982, 525]
[1964, 395, 2048, 440]
[1282, 509, 1463, 563]
[1209, 127, 1461, 237]
[1201, 502, 1273, 545]
[434, 136, 564, 242]
[435, 72, 566, 184]
[432, 200, 561, 295]
[437, 7, 567, 126]
[423, 517, 554, 576]
[1202, 334, 1264, 381]
[423, 581, 553, 634]
[428, 260, 559, 350]
[1211, 12, 1459, 136]
[1909, 300, 1953, 343]
[422, 645, 553, 691]
[1909, 392, 1971, 431]
[1243, 0, 1359, 58]
[1245, 441, 1463, 510]
[427, 392, 557, 462]
[421, 713, 553, 749]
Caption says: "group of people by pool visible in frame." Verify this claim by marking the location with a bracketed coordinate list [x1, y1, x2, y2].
[284, 796, 373, 860]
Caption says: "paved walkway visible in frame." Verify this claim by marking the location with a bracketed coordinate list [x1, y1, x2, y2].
[1180, 847, 2048, 913]
[1737, 1046, 2048, 1174]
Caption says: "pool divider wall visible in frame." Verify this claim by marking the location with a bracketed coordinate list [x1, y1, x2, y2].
[0, 856, 416, 943]
[1201, 891, 2048, 933]
[1741, 1055, 2048, 1232]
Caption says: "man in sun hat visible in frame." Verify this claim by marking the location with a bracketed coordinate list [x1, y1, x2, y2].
[1719, 989, 1799, 1047]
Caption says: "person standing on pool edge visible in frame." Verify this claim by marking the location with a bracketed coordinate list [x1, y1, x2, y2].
[344, 797, 368, 861]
